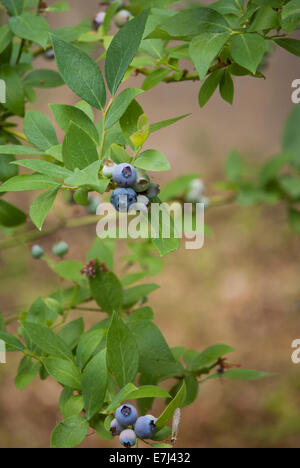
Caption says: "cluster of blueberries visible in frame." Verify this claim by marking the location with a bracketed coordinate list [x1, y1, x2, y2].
[31, 241, 69, 260]
[93, 3, 131, 30]
[111, 404, 157, 447]
[102, 160, 160, 212]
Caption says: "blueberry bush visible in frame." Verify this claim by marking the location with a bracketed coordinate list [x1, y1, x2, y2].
[0, 0, 299, 448]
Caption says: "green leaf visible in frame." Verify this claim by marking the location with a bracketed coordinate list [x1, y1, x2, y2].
[141, 68, 170, 90]
[87, 238, 115, 271]
[149, 113, 190, 134]
[135, 149, 170, 172]
[275, 38, 300, 57]
[82, 349, 107, 420]
[123, 283, 159, 308]
[51, 416, 89, 448]
[0, 154, 18, 182]
[42, 357, 82, 389]
[120, 99, 144, 149]
[53, 261, 83, 283]
[190, 344, 235, 371]
[57, 319, 84, 350]
[279, 176, 300, 199]
[105, 88, 144, 129]
[105, 9, 150, 95]
[225, 150, 247, 182]
[0, 174, 59, 192]
[156, 382, 186, 429]
[158, 7, 230, 38]
[282, 106, 300, 167]
[64, 161, 108, 193]
[50, 104, 99, 144]
[0, 331, 25, 351]
[26, 296, 59, 326]
[2, 0, 24, 16]
[128, 320, 184, 377]
[230, 33, 266, 74]
[29, 186, 60, 230]
[9, 13, 50, 48]
[15, 356, 40, 390]
[0, 64, 25, 116]
[127, 306, 154, 322]
[62, 122, 98, 171]
[220, 70, 234, 104]
[90, 269, 123, 314]
[22, 322, 73, 361]
[61, 395, 84, 419]
[198, 69, 224, 107]
[248, 5, 279, 31]
[281, 0, 300, 33]
[151, 426, 172, 441]
[13, 159, 72, 179]
[110, 144, 131, 163]
[24, 111, 58, 151]
[24, 69, 64, 88]
[189, 32, 230, 81]
[210, 368, 273, 380]
[126, 385, 170, 400]
[46, 1, 69, 12]
[0, 25, 13, 54]
[0, 199, 26, 227]
[0, 145, 46, 156]
[51, 35, 106, 110]
[107, 312, 139, 388]
[76, 329, 106, 370]
[150, 442, 173, 448]
[259, 154, 288, 186]
[159, 173, 199, 202]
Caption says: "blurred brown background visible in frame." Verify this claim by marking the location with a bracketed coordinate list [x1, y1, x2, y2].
[1, 0, 300, 448]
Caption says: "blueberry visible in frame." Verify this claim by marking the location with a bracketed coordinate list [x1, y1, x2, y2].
[102, 159, 116, 178]
[86, 195, 100, 215]
[115, 404, 138, 426]
[186, 178, 205, 203]
[112, 163, 137, 188]
[131, 169, 150, 193]
[200, 196, 210, 208]
[134, 416, 156, 439]
[93, 11, 106, 29]
[44, 48, 54, 60]
[114, 9, 131, 27]
[110, 188, 137, 212]
[136, 194, 150, 207]
[119, 429, 136, 448]
[52, 241, 69, 258]
[110, 418, 124, 437]
[31, 245, 44, 259]
[146, 182, 160, 200]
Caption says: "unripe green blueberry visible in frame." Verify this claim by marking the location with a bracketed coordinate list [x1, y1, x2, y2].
[114, 9, 131, 27]
[102, 159, 116, 178]
[131, 169, 150, 193]
[31, 245, 44, 259]
[86, 195, 101, 214]
[52, 241, 69, 258]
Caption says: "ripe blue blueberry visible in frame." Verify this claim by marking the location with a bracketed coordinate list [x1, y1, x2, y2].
[110, 418, 124, 437]
[115, 404, 138, 426]
[114, 9, 131, 27]
[146, 182, 160, 200]
[52, 241, 69, 258]
[31, 245, 44, 259]
[131, 169, 150, 193]
[134, 416, 156, 439]
[112, 163, 137, 188]
[110, 188, 137, 212]
[119, 429, 136, 448]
